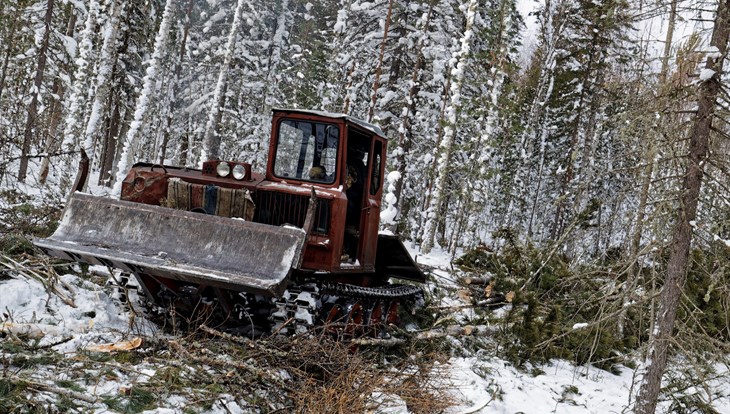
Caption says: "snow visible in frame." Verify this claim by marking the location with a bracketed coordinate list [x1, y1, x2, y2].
[445, 358, 640, 414]
[2, 242, 729, 412]
[0, 270, 156, 352]
[699, 68, 716, 81]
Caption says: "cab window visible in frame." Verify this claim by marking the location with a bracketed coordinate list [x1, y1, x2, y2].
[273, 120, 339, 183]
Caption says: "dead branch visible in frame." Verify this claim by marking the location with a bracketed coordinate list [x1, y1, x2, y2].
[0, 255, 76, 308]
[11, 376, 98, 404]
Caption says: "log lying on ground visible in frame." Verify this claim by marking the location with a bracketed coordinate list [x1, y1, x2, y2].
[353, 324, 498, 347]
[462, 276, 491, 285]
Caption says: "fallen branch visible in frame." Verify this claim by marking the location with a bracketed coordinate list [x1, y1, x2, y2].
[10, 376, 98, 404]
[168, 339, 291, 391]
[0, 255, 76, 308]
[354, 325, 498, 347]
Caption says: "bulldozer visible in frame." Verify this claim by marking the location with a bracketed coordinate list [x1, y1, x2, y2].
[35, 109, 425, 336]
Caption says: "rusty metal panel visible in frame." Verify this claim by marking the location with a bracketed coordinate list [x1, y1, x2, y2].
[34, 192, 306, 297]
[121, 168, 169, 205]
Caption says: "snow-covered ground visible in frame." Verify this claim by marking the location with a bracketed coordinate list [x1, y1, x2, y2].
[3, 249, 728, 413]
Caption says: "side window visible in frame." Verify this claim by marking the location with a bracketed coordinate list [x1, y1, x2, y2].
[370, 141, 382, 195]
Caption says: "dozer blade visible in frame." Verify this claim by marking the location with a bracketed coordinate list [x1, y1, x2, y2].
[34, 192, 306, 297]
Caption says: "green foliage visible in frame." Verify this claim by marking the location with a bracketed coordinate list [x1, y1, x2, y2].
[0, 190, 61, 255]
[56, 395, 81, 413]
[102, 386, 159, 414]
[664, 366, 722, 414]
[456, 232, 632, 371]
[55, 380, 85, 393]
[0, 378, 45, 413]
[680, 248, 730, 343]
[456, 228, 730, 376]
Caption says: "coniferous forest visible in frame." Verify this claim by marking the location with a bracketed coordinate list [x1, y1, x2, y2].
[0, 0, 729, 412]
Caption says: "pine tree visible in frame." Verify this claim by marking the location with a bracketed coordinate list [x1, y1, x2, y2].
[635, 0, 730, 411]
[199, 0, 247, 165]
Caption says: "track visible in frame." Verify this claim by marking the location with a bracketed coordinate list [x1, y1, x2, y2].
[110, 272, 422, 339]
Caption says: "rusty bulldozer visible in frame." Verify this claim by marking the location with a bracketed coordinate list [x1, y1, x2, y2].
[35, 109, 425, 336]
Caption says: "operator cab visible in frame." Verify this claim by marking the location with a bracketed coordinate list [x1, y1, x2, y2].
[267, 109, 386, 273]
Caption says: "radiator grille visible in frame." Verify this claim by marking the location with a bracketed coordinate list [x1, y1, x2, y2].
[252, 190, 330, 235]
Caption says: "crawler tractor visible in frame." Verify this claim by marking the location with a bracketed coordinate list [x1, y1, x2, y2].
[35, 109, 425, 336]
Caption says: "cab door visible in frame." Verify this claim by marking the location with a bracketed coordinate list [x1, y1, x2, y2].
[358, 137, 385, 270]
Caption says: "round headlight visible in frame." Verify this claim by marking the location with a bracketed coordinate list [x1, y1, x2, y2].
[232, 164, 246, 180]
[216, 162, 230, 177]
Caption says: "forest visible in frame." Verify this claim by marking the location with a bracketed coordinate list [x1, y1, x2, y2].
[0, 0, 729, 412]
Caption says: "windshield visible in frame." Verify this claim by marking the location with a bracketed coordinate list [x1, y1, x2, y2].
[273, 120, 339, 184]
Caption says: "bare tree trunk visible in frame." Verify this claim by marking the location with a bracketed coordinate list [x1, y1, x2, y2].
[0, 2, 25, 104]
[389, 2, 434, 233]
[421, 0, 478, 253]
[629, 0, 677, 264]
[634, 1, 730, 412]
[18, 0, 55, 182]
[199, 0, 246, 164]
[98, 92, 121, 186]
[39, 6, 76, 184]
[367, 0, 393, 123]
[618, 0, 679, 337]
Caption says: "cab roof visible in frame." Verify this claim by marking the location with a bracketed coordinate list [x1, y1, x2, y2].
[272, 108, 387, 139]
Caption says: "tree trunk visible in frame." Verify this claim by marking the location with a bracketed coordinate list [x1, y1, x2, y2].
[634, 1, 730, 412]
[112, 0, 175, 195]
[367, 0, 393, 123]
[159, 0, 195, 165]
[389, 2, 434, 233]
[39, 6, 76, 184]
[0, 2, 25, 104]
[59, 0, 100, 191]
[199, 0, 246, 165]
[81, 0, 121, 162]
[18, 0, 55, 182]
[421, 0, 478, 253]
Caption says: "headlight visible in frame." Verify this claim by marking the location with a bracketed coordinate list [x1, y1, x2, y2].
[216, 162, 230, 177]
[232, 164, 246, 180]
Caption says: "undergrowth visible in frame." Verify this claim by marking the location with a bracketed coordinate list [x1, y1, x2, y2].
[0, 189, 62, 255]
[454, 227, 729, 377]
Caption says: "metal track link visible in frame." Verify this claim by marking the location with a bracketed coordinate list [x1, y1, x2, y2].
[321, 282, 422, 300]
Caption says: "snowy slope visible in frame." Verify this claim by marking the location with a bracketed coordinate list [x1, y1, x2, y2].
[2, 248, 728, 413]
